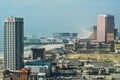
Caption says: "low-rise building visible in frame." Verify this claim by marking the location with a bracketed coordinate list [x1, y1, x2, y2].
[0, 70, 9, 80]
[114, 43, 120, 53]
[11, 68, 30, 80]
[25, 60, 51, 77]
[29, 73, 37, 80]
[65, 43, 75, 51]
[3, 75, 11, 80]
[37, 73, 46, 80]
[31, 48, 45, 60]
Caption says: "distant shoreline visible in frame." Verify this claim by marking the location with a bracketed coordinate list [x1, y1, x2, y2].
[0, 44, 64, 59]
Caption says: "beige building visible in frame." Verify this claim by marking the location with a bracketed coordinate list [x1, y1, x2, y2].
[114, 43, 120, 53]
[97, 15, 114, 43]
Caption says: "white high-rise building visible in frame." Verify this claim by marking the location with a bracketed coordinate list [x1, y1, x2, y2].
[4, 17, 24, 70]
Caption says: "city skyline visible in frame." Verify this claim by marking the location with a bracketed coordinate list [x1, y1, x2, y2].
[0, 0, 120, 50]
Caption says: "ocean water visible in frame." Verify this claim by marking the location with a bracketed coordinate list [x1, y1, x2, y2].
[0, 46, 3, 54]
[0, 44, 42, 54]
[0, 44, 64, 59]
[0, 40, 2, 52]
[0, 34, 3, 52]
[0, 44, 42, 59]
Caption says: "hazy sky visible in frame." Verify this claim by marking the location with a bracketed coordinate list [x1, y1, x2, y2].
[0, 0, 120, 45]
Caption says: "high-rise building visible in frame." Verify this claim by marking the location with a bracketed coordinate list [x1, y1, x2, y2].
[91, 25, 97, 40]
[4, 17, 24, 70]
[97, 15, 114, 43]
[114, 29, 118, 39]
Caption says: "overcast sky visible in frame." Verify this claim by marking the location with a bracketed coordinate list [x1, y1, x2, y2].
[0, 0, 120, 50]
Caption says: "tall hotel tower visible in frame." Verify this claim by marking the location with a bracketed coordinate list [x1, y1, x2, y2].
[4, 17, 24, 70]
[97, 15, 114, 43]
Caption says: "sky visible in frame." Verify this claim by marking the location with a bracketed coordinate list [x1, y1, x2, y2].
[0, 0, 120, 50]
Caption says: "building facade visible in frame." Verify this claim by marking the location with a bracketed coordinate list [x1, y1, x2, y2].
[12, 68, 30, 80]
[25, 60, 51, 77]
[93, 25, 97, 40]
[4, 17, 24, 70]
[97, 15, 114, 43]
[31, 48, 45, 60]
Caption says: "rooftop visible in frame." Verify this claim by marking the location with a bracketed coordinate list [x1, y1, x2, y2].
[26, 60, 51, 66]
